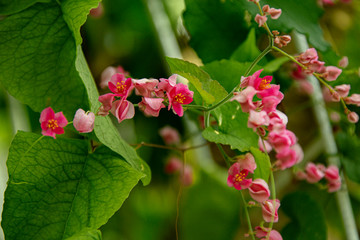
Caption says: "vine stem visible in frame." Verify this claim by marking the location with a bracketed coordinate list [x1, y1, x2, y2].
[240, 191, 256, 240]
[291, 32, 359, 240]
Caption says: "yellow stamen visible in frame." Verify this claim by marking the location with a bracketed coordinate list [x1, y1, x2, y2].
[235, 173, 246, 182]
[47, 119, 58, 130]
[116, 81, 126, 93]
[259, 78, 271, 90]
[174, 93, 186, 104]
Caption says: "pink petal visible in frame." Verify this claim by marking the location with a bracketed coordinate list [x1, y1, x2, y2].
[40, 107, 55, 123]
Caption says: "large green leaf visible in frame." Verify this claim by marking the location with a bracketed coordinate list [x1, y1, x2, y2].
[281, 192, 327, 240]
[181, 171, 240, 240]
[336, 132, 360, 183]
[231, 28, 261, 63]
[183, 0, 250, 63]
[202, 102, 258, 152]
[0, 2, 88, 118]
[0, 0, 46, 15]
[166, 57, 228, 105]
[2, 131, 143, 240]
[65, 229, 102, 240]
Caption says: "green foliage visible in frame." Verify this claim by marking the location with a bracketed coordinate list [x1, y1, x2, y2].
[231, 28, 262, 63]
[65, 229, 102, 240]
[166, 57, 228, 105]
[0, 2, 88, 117]
[336, 132, 360, 183]
[251, 147, 271, 181]
[183, 0, 250, 63]
[0, 0, 46, 15]
[2, 131, 143, 240]
[181, 171, 240, 240]
[281, 192, 327, 240]
[202, 102, 258, 152]
[255, 0, 329, 51]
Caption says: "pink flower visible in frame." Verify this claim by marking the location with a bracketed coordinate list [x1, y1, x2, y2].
[108, 73, 134, 98]
[40, 107, 68, 139]
[159, 126, 180, 145]
[274, 35, 291, 48]
[334, 84, 350, 98]
[231, 86, 257, 112]
[73, 109, 95, 133]
[347, 111, 359, 123]
[268, 130, 296, 152]
[262, 5, 282, 19]
[338, 56, 349, 68]
[259, 138, 272, 153]
[261, 199, 280, 222]
[328, 179, 341, 192]
[255, 226, 283, 240]
[248, 110, 270, 130]
[297, 48, 319, 64]
[255, 14, 268, 27]
[111, 99, 135, 123]
[227, 153, 256, 190]
[164, 157, 182, 174]
[98, 93, 115, 116]
[305, 163, 325, 183]
[275, 147, 297, 170]
[157, 74, 177, 97]
[325, 165, 340, 181]
[306, 60, 325, 74]
[138, 97, 165, 117]
[167, 83, 194, 117]
[344, 94, 360, 106]
[249, 178, 270, 203]
[133, 78, 159, 97]
[261, 95, 282, 113]
[100, 66, 129, 89]
[322, 66, 342, 81]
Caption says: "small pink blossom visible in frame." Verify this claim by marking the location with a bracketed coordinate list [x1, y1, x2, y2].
[227, 153, 256, 190]
[298, 48, 319, 64]
[305, 60, 325, 74]
[305, 163, 325, 183]
[261, 199, 280, 222]
[159, 126, 181, 145]
[274, 35, 291, 48]
[262, 5, 282, 19]
[322, 66, 342, 81]
[248, 110, 270, 130]
[133, 78, 159, 97]
[111, 99, 135, 123]
[164, 157, 182, 174]
[338, 56, 349, 68]
[347, 111, 359, 123]
[344, 94, 360, 106]
[98, 93, 115, 116]
[292, 143, 304, 164]
[255, 14, 268, 27]
[325, 165, 340, 182]
[268, 130, 296, 152]
[73, 109, 95, 133]
[334, 84, 350, 98]
[261, 95, 282, 113]
[231, 86, 257, 112]
[275, 147, 298, 170]
[249, 178, 271, 203]
[328, 179, 342, 192]
[108, 73, 134, 98]
[255, 226, 283, 240]
[157, 74, 177, 97]
[138, 97, 165, 117]
[167, 83, 194, 117]
[40, 107, 68, 139]
[100, 66, 129, 89]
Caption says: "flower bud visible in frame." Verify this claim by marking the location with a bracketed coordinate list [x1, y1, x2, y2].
[347, 111, 359, 123]
[73, 109, 95, 133]
[261, 199, 280, 222]
[255, 14, 268, 27]
[249, 178, 271, 203]
[305, 163, 325, 183]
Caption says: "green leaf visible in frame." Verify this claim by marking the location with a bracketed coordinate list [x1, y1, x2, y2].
[336, 132, 360, 183]
[0, 0, 48, 15]
[202, 60, 252, 93]
[256, 0, 329, 51]
[183, 0, 250, 63]
[65, 229, 102, 240]
[181, 171, 240, 240]
[76, 47, 151, 185]
[166, 57, 227, 105]
[2, 131, 143, 240]
[202, 102, 258, 152]
[281, 192, 327, 240]
[61, 0, 101, 45]
[231, 28, 261, 63]
[0, 2, 88, 118]
[250, 147, 270, 181]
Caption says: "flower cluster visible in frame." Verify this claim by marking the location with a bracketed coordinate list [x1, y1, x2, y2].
[40, 107, 95, 138]
[227, 153, 280, 225]
[232, 69, 303, 170]
[296, 163, 342, 192]
[98, 71, 194, 122]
